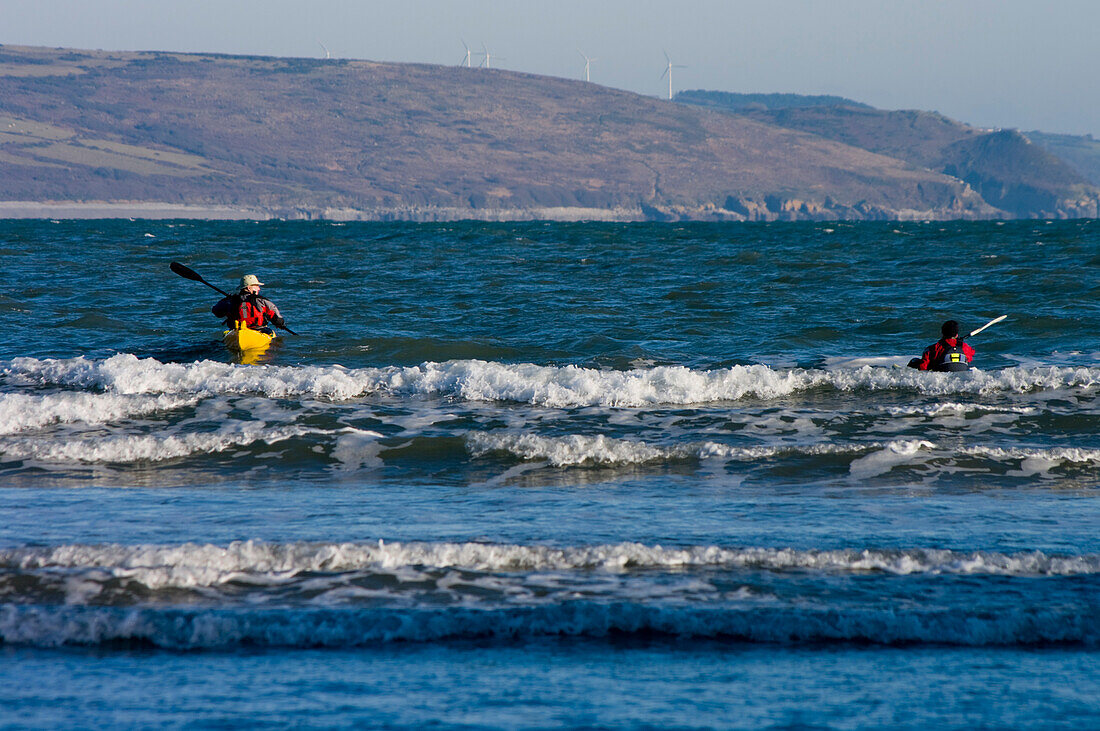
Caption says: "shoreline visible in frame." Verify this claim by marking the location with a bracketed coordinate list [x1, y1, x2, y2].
[0, 202, 274, 220]
[0, 200, 1013, 222]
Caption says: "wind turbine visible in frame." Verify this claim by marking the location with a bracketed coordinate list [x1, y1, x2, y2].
[317, 40, 331, 60]
[577, 48, 598, 82]
[478, 43, 504, 69]
[661, 50, 687, 100]
[459, 39, 472, 67]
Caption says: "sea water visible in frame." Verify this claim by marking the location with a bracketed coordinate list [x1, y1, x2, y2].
[0, 219, 1097, 729]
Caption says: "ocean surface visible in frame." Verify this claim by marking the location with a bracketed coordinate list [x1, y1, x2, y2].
[1, 219, 1098, 729]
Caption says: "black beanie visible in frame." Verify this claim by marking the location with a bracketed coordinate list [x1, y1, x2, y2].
[941, 320, 960, 338]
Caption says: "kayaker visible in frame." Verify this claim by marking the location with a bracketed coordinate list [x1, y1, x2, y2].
[212, 274, 286, 332]
[908, 320, 975, 371]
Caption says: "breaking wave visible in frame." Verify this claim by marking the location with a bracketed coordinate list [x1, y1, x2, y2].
[0, 425, 309, 464]
[2, 603, 1095, 649]
[4, 354, 1099, 408]
[6, 539, 1097, 579]
[466, 432, 869, 467]
[883, 402, 1038, 417]
[3, 541, 1096, 648]
[466, 432, 1100, 479]
[0, 392, 199, 435]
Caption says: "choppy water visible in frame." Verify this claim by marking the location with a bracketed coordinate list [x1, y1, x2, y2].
[1, 219, 1099, 728]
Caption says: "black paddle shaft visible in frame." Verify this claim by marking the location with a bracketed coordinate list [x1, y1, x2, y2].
[170, 261, 231, 298]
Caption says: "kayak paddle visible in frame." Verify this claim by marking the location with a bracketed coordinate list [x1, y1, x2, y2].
[170, 261, 300, 335]
[170, 261, 230, 298]
[962, 314, 1007, 340]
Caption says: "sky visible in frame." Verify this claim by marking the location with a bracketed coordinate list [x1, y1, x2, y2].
[3, 0, 1098, 136]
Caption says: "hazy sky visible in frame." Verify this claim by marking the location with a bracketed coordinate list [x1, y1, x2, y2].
[3, 0, 1098, 136]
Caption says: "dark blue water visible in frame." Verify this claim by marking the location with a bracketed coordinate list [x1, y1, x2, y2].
[1, 219, 1098, 728]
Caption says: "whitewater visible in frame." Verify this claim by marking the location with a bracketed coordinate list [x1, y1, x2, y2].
[1, 219, 1098, 728]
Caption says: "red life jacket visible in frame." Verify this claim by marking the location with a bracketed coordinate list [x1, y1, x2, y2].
[919, 337, 975, 371]
[237, 295, 277, 329]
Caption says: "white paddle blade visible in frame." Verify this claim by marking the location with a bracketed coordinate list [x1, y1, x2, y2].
[968, 315, 1007, 338]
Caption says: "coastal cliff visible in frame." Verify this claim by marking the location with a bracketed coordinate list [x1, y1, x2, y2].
[677, 92, 1100, 219]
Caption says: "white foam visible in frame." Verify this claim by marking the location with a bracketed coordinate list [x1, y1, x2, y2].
[330, 428, 385, 471]
[848, 440, 936, 479]
[392, 360, 816, 406]
[6, 540, 1095, 580]
[0, 391, 197, 435]
[8, 355, 1100, 408]
[883, 402, 1037, 417]
[0, 424, 308, 464]
[466, 432, 866, 467]
[960, 446, 1100, 477]
[961, 446, 1100, 464]
[2, 354, 374, 400]
[468, 431, 1100, 479]
[467, 432, 670, 466]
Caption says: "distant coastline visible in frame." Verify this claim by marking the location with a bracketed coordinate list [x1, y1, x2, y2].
[0, 201, 643, 221]
[0, 202, 270, 220]
[0, 201, 993, 222]
[1, 44, 1097, 221]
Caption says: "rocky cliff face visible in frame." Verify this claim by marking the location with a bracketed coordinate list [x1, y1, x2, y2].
[0, 45, 1015, 221]
[676, 96, 1100, 219]
[941, 131, 1099, 218]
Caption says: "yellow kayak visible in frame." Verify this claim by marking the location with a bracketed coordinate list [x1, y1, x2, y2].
[223, 323, 275, 363]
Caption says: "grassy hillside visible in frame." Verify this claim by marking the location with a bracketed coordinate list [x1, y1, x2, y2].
[1027, 131, 1100, 187]
[673, 96, 1100, 218]
[0, 45, 997, 221]
[675, 90, 872, 111]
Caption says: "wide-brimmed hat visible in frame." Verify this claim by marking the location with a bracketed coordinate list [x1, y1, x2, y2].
[239, 274, 264, 289]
